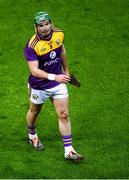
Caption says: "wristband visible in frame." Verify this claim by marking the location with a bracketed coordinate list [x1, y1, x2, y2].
[48, 73, 56, 80]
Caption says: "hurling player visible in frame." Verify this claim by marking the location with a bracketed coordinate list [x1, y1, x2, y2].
[24, 11, 84, 161]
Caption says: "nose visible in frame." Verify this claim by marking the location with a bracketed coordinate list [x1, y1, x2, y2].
[43, 25, 49, 30]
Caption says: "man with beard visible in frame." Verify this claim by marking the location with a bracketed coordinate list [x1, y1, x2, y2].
[24, 11, 84, 161]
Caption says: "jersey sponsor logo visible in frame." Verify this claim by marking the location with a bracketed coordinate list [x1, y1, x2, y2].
[44, 58, 59, 67]
[50, 51, 56, 59]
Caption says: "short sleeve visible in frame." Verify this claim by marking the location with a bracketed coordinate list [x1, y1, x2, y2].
[24, 45, 38, 61]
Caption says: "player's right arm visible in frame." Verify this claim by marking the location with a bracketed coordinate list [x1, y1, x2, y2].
[28, 60, 48, 79]
[27, 60, 70, 83]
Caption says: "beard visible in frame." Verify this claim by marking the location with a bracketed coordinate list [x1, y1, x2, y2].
[38, 29, 52, 40]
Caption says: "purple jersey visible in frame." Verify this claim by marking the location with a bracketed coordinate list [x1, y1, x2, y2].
[24, 30, 64, 90]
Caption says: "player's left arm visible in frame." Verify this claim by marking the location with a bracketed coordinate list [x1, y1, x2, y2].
[61, 44, 70, 76]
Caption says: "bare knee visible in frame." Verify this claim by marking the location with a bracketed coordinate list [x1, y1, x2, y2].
[29, 108, 40, 117]
[59, 111, 69, 123]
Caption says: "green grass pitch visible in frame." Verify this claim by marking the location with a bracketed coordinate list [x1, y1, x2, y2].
[0, 0, 129, 178]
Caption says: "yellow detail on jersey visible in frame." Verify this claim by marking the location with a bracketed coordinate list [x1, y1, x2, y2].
[28, 32, 64, 56]
[28, 34, 38, 48]
[35, 32, 64, 56]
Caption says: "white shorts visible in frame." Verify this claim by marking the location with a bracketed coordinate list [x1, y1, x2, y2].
[29, 84, 68, 104]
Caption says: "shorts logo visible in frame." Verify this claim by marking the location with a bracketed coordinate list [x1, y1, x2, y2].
[50, 51, 56, 59]
[32, 94, 39, 100]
